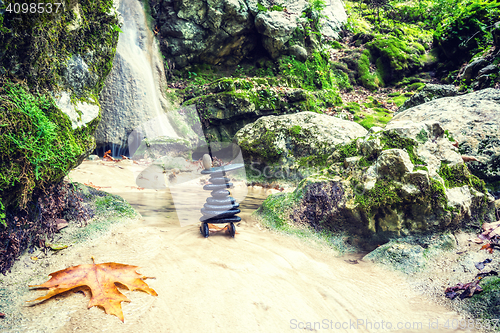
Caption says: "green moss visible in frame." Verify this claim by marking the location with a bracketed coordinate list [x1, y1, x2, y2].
[388, 94, 408, 107]
[314, 89, 342, 108]
[94, 194, 136, 218]
[414, 165, 429, 172]
[354, 179, 402, 211]
[407, 82, 425, 91]
[0, 80, 90, 208]
[355, 108, 392, 130]
[278, 51, 345, 92]
[437, 162, 488, 194]
[255, 190, 355, 255]
[444, 129, 455, 142]
[256, 191, 300, 228]
[437, 162, 469, 188]
[329, 40, 343, 49]
[290, 125, 302, 136]
[429, 178, 448, 209]
[0, 200, 5, 227]
[0, 0, 119, 96]
[379, 131, 426, 165]
[366, 35, 424, 84]
[357, 49, 383, 91]
[468, 276, 500, 321]
[344, 101, 360, 114]
[416, 129, 428, 143]
[332, 139, 359, 162]
[358, 156, 373, 167]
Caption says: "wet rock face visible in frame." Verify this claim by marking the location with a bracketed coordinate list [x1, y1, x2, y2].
[152, 0, 346, 68]
[494, 21, 500, 47]
[390, 88, 500, 197]
[258, 122, 496, 245]
[233, 111, 367, 179]
[62, 55, 99, 96]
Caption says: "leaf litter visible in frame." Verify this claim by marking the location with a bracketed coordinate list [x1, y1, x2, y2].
[445, 221, 500, 300]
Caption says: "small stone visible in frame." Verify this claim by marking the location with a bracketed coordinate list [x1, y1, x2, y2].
[288, 45, 308, 62]
[87, 155, 99, 161]
[202, 154, 212, 170]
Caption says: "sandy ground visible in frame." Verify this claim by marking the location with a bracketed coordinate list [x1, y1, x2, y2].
[0, 161, 479, 332]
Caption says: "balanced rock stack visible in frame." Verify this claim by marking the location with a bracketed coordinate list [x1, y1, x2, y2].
[199, 154, 243, 238]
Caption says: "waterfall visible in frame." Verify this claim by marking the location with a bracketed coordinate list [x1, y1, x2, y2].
[95, 0, 180, 157]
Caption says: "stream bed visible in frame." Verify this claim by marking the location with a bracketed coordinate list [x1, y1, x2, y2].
[0, 161, 478, 333]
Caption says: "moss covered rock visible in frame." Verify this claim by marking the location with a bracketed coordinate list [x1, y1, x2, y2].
[0, 0, 119, 210]
[255, 122, 496, 246]
[183, 76, 342, 143]
[365, 35, 425, 85]
[234, 111, 367, 180]
[363, 233, 456, 273]
[0, 0, 119, 94]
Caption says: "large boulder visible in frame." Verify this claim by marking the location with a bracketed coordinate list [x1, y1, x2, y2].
[0, 0, 119, 209]
[234, 111, 367, 179]
[389, 88, 500, 197]
[256, 122, 496, 247]
[152, 0, 347, 68]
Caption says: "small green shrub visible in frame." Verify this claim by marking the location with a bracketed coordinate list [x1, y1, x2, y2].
[434, 0, 500, 64]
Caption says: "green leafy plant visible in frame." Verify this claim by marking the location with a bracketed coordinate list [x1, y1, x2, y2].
[257, 3, 268, 11]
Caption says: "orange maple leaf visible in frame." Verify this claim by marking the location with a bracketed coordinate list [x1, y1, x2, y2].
[28, 259, 157, 322]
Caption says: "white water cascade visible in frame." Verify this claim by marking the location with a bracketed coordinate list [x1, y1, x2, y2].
[96, 0, 181, 157]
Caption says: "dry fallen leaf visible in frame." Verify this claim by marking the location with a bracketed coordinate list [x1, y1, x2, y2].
[28, 259, 157, 322]
[462, 155, 479, 163]
[55, 218, 69, 231]
[478, 221, 500, 242]
[103, 150, 117, 162]
[207, 223, 239, 235]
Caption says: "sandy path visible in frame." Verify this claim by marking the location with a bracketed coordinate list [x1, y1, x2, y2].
[7, 161, 476, 332]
